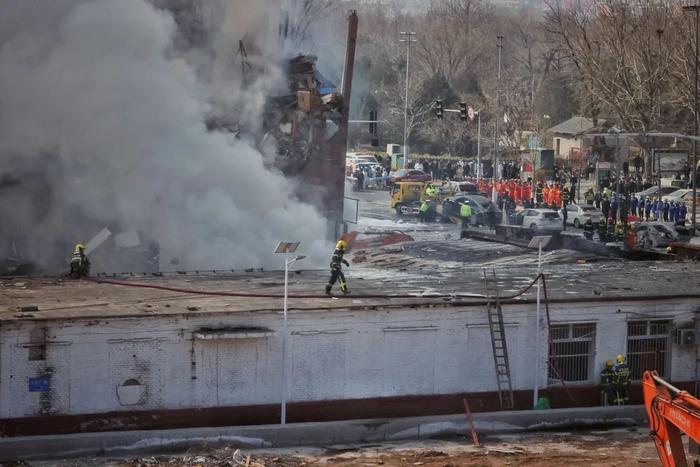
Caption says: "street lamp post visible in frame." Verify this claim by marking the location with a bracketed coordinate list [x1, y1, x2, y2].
[274, 241, 305, 425]
[493, 35, 504, 202]
[400, 31, 417, 169]
[528, 235, 552, 409]
[468, 106, 482, 178]
[684, 4, 699, 229]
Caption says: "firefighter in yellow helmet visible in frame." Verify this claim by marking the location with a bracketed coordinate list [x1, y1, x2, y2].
[325, 240, 350, 295]
[69, 243, 90, 278]
[600, 360, 615, 406]
[613, 354, 630, 405]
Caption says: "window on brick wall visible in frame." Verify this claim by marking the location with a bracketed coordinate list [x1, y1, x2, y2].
[548, 323, 596, 382]
[627, 320, 671, 380]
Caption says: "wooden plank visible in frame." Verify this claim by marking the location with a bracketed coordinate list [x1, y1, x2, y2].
[462, 398, 480, 447]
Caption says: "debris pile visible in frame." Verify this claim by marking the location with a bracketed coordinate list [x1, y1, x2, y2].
[260, 54, 343, 176]
[124, 448, 306, 467]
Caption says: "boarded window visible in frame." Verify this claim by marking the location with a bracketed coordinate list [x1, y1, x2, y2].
[548, 323, 596, 382]
[627, 320, 671, 380]
[28, 328, 47, 361]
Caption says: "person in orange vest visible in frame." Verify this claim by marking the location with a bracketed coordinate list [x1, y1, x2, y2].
[553, 184, 562, 207]
[496, 179, 505, 197]
[543, 184, 551, 206]
[514, 181, 522, 205]
[523, 181, 532, 205]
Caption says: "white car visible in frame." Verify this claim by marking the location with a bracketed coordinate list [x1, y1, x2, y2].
[565, 204, 603, 228]
[662, 189, 699, 205]
[514, 208, 563, 232]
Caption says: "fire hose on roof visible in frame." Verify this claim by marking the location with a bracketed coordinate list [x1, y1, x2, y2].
[82, 274, 546, 301]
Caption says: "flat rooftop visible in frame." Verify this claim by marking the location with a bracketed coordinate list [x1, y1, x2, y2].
[1, 239, 698, 322]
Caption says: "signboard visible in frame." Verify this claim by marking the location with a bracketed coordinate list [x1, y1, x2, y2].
[534, 149, 554, 180]
[468, 106, 475, 121]
[657, 150, 688, 173]
[28, 377, 49, 392]
[343, 197, 359, 224]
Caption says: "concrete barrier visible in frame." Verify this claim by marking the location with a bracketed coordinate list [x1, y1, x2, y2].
[0, 405, 646, 462]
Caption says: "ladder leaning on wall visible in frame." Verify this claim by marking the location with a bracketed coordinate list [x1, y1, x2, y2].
[483, 268, 515, 410]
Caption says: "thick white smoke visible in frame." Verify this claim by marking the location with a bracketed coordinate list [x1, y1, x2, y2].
[0, 0, 331, 272]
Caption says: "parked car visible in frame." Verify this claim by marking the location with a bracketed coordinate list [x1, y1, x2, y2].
[634, 222, 679, 248]
[440, 180, 487, 197]
[345, 153, 380, 176]
[634, 186, 678, 200]
[565, 204, 603, 228]
[513, 208, 563, 233]
[388, 169, 432, 184]
[662, 188, 700, 206]
[439, 195, 500, 225]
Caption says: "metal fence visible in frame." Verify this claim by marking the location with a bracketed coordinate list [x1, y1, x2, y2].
[548, 323, 597, 382]
[627, 320, 671, 380]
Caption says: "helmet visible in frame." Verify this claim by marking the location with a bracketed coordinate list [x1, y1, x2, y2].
[74, 243, 85, 253]
[336, 240, 347, 250]
[605, 360, 613, 368]
[616, 354, 625, 364]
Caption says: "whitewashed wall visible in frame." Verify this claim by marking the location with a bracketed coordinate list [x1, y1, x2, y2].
[0, 299, 696, 418]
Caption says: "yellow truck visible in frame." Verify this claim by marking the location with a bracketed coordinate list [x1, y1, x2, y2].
[390, 181, 449, 216]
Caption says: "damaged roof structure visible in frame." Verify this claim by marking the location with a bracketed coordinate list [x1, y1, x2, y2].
[0, 243, 698, 439]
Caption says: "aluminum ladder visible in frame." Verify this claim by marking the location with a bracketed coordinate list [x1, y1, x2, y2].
[483, 268, 515, 410]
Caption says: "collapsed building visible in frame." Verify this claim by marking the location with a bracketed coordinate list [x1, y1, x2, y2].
[0, 0, 356, 276]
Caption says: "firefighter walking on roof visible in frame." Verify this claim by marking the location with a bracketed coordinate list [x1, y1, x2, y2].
[326, 240, 350, 295]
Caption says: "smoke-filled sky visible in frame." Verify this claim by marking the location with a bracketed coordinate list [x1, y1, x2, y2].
[0, 0, 331, 272]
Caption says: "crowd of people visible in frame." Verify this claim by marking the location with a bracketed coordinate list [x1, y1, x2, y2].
[585, 187, 688, 225]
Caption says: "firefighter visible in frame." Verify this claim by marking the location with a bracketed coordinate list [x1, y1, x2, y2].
[614, 220, 625, 242]
[597, 218, 608, 242]
[69, 243, 90, 278]
[600, 360, 616, 406]
[613, 354, 631, 405]
[583, 218, 595, 240]
[325, 240, 350, 295]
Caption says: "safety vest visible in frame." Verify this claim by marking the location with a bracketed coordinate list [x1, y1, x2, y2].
[419, 201, 429, 213]
[614, 363, 630, 385]
[460, 204, 472, 217]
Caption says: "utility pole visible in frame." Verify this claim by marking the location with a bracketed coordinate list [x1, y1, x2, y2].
[493, 36, 503, 203]
[399, 31, 417, 169]
[683, 4, 699, 230]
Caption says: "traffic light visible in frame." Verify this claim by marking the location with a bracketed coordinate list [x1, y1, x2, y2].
[435, 100, 443, 119]
[459, 102, 468, 121]
[369, 110, 378, 134]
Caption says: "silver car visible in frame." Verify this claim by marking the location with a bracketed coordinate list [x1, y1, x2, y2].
[515, 208, 563, 232]
[634, 222, 679, 248]
[565, 204, 603, 228]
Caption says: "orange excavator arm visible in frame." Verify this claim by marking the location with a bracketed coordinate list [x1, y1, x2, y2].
[643, 370, 700, 467]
